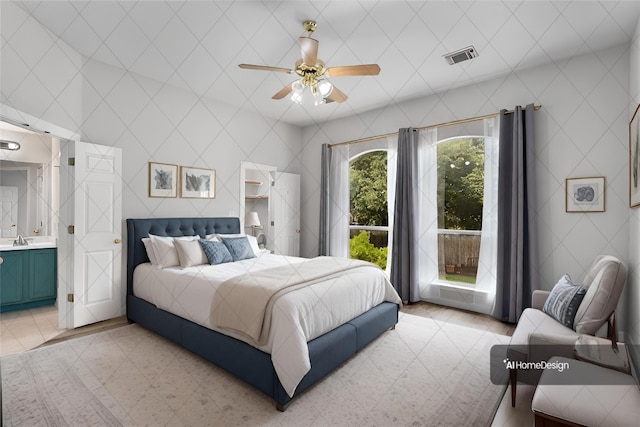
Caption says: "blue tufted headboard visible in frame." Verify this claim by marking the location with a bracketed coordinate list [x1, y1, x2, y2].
[126, 217, 240, 295]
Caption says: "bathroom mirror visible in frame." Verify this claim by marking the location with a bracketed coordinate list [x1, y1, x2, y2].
[0, 162, 38, 238]
[0, 121, 57, 239]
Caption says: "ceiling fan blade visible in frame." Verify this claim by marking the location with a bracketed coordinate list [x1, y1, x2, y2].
[238, 64, 293, 74]
[325, 64, 381, 77]
[272, 83, 293, 100]
[325, 85, 348, 103]
[299, 37, 318, 65]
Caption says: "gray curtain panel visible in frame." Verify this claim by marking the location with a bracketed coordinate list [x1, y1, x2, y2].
[491, 104, 539, 322]
[390, 128, 420, 302]
[319, 143, 330, 255]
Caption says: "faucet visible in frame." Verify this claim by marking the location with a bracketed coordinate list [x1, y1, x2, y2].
[13, 235, 28, 246]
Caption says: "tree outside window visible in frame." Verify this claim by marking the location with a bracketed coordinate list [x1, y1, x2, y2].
[349, 151, 388, 269]
[347, 139, 487, 285]
[437, 137, 485, 285]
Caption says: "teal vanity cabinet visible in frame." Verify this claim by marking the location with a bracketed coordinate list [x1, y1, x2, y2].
[0, 248, 57, 312]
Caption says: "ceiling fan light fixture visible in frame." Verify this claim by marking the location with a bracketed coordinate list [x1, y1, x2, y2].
[312, 85, 325, 106]
[317, 80, 333, 97]
[239, 20, 379, 105]
[291, 80, 304, 104]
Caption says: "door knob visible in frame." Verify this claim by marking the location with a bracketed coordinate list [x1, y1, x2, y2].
[114, 239, 121, 244]
[296, 229, 300, 233]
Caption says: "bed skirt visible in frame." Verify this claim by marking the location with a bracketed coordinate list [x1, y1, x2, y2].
[127, 295, 398, 409]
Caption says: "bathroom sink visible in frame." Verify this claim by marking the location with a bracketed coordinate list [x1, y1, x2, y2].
[0, 236, 57, 251]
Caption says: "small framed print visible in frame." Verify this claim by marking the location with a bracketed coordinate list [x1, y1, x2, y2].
[629, 103, 640, 207]
[148, 162, 178, 198]
[566, 176, 605, 213]
[180, 166, 215, 199]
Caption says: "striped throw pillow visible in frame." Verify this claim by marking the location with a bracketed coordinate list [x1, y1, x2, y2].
[542, 274, 587, 329]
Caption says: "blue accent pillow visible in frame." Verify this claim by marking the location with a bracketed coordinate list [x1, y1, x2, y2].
[199, 239, 233, 265]
[542, 274, 587, 329]
[221, 236, 256, 261]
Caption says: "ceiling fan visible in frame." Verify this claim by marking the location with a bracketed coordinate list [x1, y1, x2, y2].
[238, 20, 381, 105]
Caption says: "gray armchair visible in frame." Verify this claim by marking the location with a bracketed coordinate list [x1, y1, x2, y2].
[507, 255, 627, 406]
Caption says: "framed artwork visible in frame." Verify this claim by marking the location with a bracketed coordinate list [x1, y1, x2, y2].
[566, 176, 605, 213]
[629, 103, 640, 208]
[148, 162, 178, 198]
[180, 166, 215, 199]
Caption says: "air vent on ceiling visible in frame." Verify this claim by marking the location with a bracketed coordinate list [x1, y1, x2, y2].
[443, 46, 478, 65]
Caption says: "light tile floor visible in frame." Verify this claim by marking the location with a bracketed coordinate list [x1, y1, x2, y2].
[0, 305, 62, 356]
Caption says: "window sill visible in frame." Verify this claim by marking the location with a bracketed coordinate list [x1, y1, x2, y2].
[421, 281, 495, 315]
[430, 280, 493, 294]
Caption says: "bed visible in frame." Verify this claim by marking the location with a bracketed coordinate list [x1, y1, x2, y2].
[126, 217, 400, 410]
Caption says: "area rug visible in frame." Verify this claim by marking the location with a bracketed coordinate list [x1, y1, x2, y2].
[1, 312, 509, 426]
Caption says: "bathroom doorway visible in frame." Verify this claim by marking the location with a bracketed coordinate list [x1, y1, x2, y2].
[1, 108, 124, 331]
[0, 119, 62, 344]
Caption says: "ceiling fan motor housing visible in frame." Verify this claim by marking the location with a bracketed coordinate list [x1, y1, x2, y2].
[296, 60, 325, 86]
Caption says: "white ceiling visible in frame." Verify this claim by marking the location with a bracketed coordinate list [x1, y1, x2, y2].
[12, 0, 640, 128]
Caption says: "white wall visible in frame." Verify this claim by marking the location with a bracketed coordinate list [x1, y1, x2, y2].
[1, 1, 302, 222]
[301, 44, 631, 304]
[0, 129, 53, 164]
[625, 17, 640, 349]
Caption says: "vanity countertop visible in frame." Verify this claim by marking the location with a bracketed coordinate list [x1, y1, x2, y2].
[0, 236, 57, 251]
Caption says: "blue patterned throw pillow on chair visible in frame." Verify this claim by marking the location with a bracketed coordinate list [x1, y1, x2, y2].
[199, 239, 233, 265]
[221, 236, 256, 261]
[542, 274, 587, 329]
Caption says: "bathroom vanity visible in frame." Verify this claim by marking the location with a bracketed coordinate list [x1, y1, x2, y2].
[0, 236, 57, 312]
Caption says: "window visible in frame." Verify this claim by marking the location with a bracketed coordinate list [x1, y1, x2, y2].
[437, 137, 485, 285]
[417, 118, 498, 312]
[349, 150, 389, 269]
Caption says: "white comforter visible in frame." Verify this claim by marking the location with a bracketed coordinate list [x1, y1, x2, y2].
[133, 253, 401, 396]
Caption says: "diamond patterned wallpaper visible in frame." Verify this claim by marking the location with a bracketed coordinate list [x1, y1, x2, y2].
[1, 1, 639, 340]
[301, 43, 632, 318]
[1, 1, 303, 224]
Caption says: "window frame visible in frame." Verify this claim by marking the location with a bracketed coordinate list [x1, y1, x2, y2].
[417, 118, 499, 314]
[347, 143, 396, 271]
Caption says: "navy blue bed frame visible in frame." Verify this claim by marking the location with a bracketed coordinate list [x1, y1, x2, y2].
[126, 217, 399, 410]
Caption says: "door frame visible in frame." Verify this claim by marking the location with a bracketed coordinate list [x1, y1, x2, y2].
[240, 161, 277, 240]
[1, 105, 81, 329]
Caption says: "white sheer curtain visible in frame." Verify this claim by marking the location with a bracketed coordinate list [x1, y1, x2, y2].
[416, 128, 439, 294]
[323, 137, 396, 261]
[475, 117, 499, 294]
[385, 136, 397, 272]
[327, 144, 350, 257]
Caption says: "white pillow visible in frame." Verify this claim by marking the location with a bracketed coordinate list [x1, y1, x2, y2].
[216, 233, 260, 256]
[148, 234, 197, 268]
[174, 239, 208, 268]
[142, 237, 159, 265]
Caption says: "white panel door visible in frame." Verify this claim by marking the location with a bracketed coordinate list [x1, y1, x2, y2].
[271, 172, 300, 256]
[0, 186, 18, 238]
[68, 142, 122, 328]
